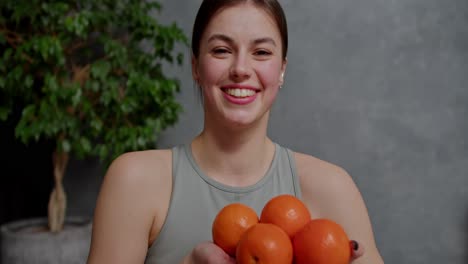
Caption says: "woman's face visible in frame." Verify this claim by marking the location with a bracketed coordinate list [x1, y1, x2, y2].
[193, 3, 287, 129]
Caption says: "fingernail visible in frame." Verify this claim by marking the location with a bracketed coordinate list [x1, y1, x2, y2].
[351, 240, 359, 251]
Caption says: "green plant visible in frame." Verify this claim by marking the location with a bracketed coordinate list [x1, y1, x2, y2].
[0, 0, 187, 232]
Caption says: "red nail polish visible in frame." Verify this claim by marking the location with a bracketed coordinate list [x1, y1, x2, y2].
[351, 240, 359, 251]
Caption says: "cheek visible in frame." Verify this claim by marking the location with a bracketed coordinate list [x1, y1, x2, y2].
[198, 58, 226, 87]
[255, 61, 283, 88]
[197, 60, 225, 103]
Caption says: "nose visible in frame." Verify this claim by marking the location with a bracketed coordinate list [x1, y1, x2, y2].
[229, 52, 251, 81]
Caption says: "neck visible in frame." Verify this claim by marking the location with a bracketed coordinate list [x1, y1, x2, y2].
[191, 114, 275, 187]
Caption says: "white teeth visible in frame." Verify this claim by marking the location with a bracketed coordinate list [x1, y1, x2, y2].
[225, 89, 256, 97]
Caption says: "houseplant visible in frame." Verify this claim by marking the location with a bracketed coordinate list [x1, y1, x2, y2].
[0, 0, 187, 262]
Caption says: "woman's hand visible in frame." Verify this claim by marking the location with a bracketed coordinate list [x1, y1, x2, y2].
[183, 242, 235, 264]
[183, 240, 363, 264]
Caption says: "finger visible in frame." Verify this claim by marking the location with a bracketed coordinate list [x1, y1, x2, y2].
[198, 241, 235, 264]
[213, 249, 235, 264]
[223, 255, 236, 264]
[350, 240, 365, 260]
[217, 246, 236, 264]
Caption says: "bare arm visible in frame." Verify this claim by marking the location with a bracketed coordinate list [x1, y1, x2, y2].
[295, 152, 384, 264]
[87, 151, 170, 264]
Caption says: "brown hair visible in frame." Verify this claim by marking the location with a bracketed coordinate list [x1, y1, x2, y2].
[191, 0, 288, 60]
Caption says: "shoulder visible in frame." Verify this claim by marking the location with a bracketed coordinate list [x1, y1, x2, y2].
[88, 149, 174, 262]
[101, 148, 173, 213]
[293, 151, 348, 180]
[106, 149, 172, 184]
[293, 151, 353, 195]
[98, 148, 173, 214]
[101, 149, 172, 195]
[109, 148, 172, 174]
[293, 151, 358, 218]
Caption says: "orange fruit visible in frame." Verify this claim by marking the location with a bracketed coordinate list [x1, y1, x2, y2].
[260, 194, 311, 238]
[212, 203, 259, 257]
[236, 223, 293, 264]
[292, 218, 351, 264]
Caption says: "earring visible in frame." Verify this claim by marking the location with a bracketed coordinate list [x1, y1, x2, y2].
[280, 72, 285, 89]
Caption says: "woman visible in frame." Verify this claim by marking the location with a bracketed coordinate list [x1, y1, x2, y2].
[87, 0, 384, 263]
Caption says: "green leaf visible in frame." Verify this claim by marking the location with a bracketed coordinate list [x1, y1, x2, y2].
[2, 49, 12, 61]
[71, 87, 82, 107]
[61, 139, 71, 153]
[24, 75, 34, 88]
[39, 38, 49, 60]
[0, 107, 11, 121]
[98, 145, 108, 161]
[90, 119, 103, 133]
[91, 61, 111, 80]
[80, 137, 92, 153]
[177, 53, 184, 65]
[64, 16, 74, 32]
[12, 66, 23, 81]
[21, 105, 36, 119]
[0, 34, 6, 45]
[44, 73, 58, 92]
[41, 2, 49, 12]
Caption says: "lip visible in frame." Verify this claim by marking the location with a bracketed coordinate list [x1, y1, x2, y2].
[220, 84, 260, 105]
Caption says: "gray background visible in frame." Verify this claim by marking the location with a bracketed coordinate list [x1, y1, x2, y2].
[65, 0, 468, 263]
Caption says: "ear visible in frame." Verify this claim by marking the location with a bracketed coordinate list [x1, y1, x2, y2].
[191, 54, 200, 84]
[279, 58, 288, 85]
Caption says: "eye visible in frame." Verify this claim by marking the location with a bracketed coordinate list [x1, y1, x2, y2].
[212, 48, 230, 55]
[254, 49, 272, 56]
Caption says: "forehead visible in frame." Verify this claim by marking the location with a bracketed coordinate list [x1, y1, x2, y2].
[203, 3, 281, 43]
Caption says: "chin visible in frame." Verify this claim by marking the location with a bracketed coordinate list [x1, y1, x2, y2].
[227, 118, 255, 128]
[224, 112, 265, 129]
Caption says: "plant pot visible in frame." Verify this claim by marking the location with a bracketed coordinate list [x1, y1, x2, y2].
[0, 217, 92, 264]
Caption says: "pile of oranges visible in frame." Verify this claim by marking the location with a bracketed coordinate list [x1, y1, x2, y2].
[212, 194, 351, 264]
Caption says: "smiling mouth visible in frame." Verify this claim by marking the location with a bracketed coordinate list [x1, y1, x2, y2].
[222, 88, 257, 98]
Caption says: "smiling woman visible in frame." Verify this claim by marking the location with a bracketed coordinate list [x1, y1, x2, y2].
[192, 3, 286, 128]
[86, 1, 384, 264]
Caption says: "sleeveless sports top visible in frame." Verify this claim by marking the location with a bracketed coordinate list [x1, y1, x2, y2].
[144, 142, 302, 263]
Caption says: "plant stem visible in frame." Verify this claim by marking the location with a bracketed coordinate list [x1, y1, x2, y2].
[48, 150, 69, 232]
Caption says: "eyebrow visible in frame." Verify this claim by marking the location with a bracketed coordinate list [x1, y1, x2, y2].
[207, 34, 277, 47]
[253, 37, 277, 46]
[208, 34, 234, 44]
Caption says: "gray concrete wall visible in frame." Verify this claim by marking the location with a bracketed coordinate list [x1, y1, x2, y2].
[65, 0, 468, 263]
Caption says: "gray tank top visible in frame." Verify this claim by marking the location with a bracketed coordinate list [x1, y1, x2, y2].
[145, 142, 301, 263]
